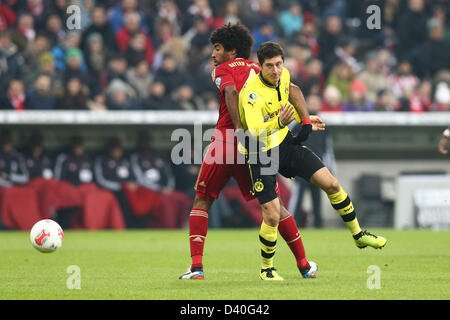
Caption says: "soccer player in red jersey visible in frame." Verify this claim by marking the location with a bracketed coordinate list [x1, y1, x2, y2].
[180, 23, 316, 280]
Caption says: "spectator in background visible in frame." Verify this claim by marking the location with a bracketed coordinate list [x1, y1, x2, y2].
[294, 14, 320, 56]
[433, 82, 450, 112]
[44, 12, 65, 46]
[300, 57, 325, 96]
[54, 136, 94, 187]
[186, 0, 218, 30]
[278, 2, 303, 40]
[84, 33, 107, 97]
[0, 2, 17, 31]
[115, 11, 154, 65]
[109, 0, 148, 33]
[126, 59, 153, 101]
[87, 93, 108, 112]
[321, 85, 343, 112]
[0, 30, 25, 86]
[22, 33, 50, 76]
[123, 132, 192, 228]
[388, 60, 419, 101]
[26, 74, 54, 109]
[357, 51, 390, 104]
[396, 0, 428, 61]
[54, 136, 125, 230]
[215, 0, 240, 26]
[156, 0, 182, 34]
[80, 4, 117, 53]
[171, 84, 206, 111]
[418, 18, 450, 78]
[26, 52, 65, 99]
[25, 0, 47, 30]
[63, 47, 89, 84]
[56, 77, 89, 110]
[409, 80, 433, 112]
[51, 31, 84, 72]
[16, 12, 35, 43]
[374, 89, 396, 112]
[23, 131, 53, 180]
[342, 79, 375, 112]
[105, 78, 139, 110]
[125, 33, 147, 67]
[141, 81, 172, 110]
[94, 136, 137, 228]
[154, 53, 188, 96]
[327, 62, 354, 101]
[151, 18, 175, 50]
[0, 79, 26, 111]
[186, 16, 211, 73]
[0, 132, 28, 188]
[0, 131, 41, 230]
[252, 18, 277, 52]
[106, 52, 128, 84]
[318, 14, 344, 76]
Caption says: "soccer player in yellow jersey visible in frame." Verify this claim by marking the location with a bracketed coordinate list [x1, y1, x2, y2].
[239, 42, 387, 280]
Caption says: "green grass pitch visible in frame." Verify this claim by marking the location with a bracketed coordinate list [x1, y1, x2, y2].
[0, 229, 449, 300]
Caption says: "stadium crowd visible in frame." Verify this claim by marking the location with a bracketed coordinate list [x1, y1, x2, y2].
[0, 0, 449, 113]
[1, 0, 450, 230]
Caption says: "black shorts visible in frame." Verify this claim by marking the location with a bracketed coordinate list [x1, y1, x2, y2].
[247, 132, 325, 205]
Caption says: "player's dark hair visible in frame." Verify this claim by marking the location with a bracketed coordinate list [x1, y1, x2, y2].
[257, 41, 284, 66]
[210, 23, 254, 59]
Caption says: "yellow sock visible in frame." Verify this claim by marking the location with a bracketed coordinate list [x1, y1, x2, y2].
[328, 188, 362, 236]
[259, 221, 278, 269]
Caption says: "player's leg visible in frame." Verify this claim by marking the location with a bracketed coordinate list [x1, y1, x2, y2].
[258, 197, 284, 280]
[309, 167, 387, 249]
[246, 159, 284, 281]
[180, 142, 233, 279]
[279, 202, 317, 278]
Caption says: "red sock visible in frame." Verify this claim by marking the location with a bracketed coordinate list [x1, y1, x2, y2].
[278, 215, 310, 269]
[189, 208, 208, 269]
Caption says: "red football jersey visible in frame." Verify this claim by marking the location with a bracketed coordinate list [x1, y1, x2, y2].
[212, 58, 260, 141]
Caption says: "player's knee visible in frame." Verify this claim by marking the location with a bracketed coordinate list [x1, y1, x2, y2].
[193, 195, 213, 212]
[261, 202, 280, 226]
[324, 178, 341, 195]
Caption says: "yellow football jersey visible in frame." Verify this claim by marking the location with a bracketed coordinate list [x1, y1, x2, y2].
[239, 67, 297, 152]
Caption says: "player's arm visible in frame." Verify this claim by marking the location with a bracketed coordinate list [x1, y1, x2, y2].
[224, 85, 244, 131]
[289, 82, 310, 122]
[289, 83, 325, 144]
[289, 82, 324, 130]
[242, 96, 293, 138]
[438, 127, 450, 155]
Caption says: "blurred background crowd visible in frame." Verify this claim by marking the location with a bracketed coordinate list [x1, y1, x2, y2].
[0, 0, 449, 113]
[1, 0, 450, 230]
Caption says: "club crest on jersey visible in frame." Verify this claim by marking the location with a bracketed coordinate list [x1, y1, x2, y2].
[254, 180, 264, 193]
[248, 92, 258, 101]
[215, 77, 222, 89]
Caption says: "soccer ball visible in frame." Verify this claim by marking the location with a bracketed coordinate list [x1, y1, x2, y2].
[30, 219, 64, 253]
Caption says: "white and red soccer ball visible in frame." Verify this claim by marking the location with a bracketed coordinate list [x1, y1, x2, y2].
[30, 219, 64, 253]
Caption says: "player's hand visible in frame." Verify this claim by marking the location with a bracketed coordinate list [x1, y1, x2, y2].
[292, 117, 313, 145]
[310, 115, 326, 131]
[438, 136, 448, 154]
[279, 103, 295, 127]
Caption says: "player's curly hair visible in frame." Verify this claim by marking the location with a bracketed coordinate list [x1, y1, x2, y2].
[209, 23, 254, 59]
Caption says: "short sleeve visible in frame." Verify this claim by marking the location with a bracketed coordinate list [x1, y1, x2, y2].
[212, 64, 235, 92]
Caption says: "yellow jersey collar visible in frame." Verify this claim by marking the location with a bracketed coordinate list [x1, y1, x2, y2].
[259, 73, 280, 89]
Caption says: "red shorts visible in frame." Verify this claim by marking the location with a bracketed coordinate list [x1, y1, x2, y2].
[195, 138, 255, 202]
